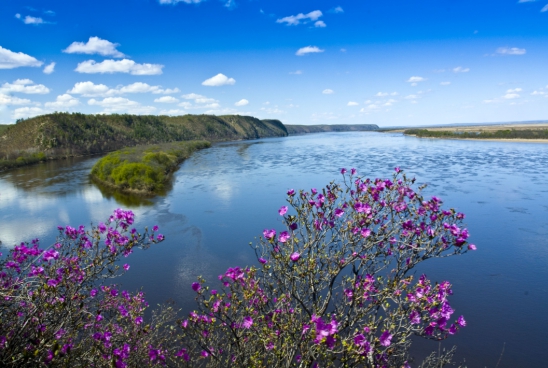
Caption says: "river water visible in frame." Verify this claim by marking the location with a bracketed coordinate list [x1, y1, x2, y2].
[1, 132, 547, 367]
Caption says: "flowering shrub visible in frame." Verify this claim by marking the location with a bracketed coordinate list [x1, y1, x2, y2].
[0, 169, 475, 367]
[0, 209, 173, 367]
[176, 168, 475, 367]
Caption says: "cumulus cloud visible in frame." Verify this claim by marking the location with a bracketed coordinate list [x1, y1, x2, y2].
[179, 93, 220, 109]
[277, 10, 323, 26]
[234, 99, 249, 106]
[406, 76, 426, 83]
[88, 97, 156, 114]
[503, 88, 522, 99]
[0, 94, 33, 106]
[496, 47, 526, 55]
[0, 46, 43, 69]
[154, 96, 179, 103]
[322, 89, 334, 94]
[44, 94, 80, 109]
[314, 21, 326, 28]
[347, 101, 359, 106]
[440, 81, 451, 86]
[1, 79, 50, 94]
[453, 66, 470, 73]
[12, 107, 45, 120]
[43, 62, 55, 74]
[75, 59, 164, 75]
[296, 46, 324, 56]
[68, 81, 179, 97]
[63, 37, 125, 57]
[201, 73, 235, 86]
[405, 94, 419, 100]
[330, 6, 344, 13]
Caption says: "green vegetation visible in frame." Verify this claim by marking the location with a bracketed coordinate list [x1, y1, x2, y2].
[404, 128, 548, 140]
[0, 113, 287, 170]
[286, 124, 378, 134]
[90, 140, 211, 193]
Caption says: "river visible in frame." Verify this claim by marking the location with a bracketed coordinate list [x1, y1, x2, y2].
[1, 132, 547, 367]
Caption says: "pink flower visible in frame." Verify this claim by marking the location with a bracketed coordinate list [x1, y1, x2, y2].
[278, 206, 288, 216]
[263, 229, 276, 240]
[290, 252, 300, 262]
[191, 282, 201, 292]
[468, 244, 477, 251]
[242, 316, 253, 329]
[123, 264, 130, 271]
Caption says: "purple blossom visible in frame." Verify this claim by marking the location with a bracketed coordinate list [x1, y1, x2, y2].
[263, 229, 276, 240]
[351, 168, 357, 175]
[191, 282, 201, 292]
[259, 258, 268, 264]
[379, 330, 393, 347]
[468, 244, 477, 251]
[341, 168, 347, 174]
[289, 223, 298, 231]
[123, 264, 130, 271]
[278, 231, 290, 243]
[334, 208, 344, 217]
[287, 189, 295, 196]
[278, 206, 288, 216]
[242, 316, 253, 329]
[457, 315, 466, 327]
[409, 310, 421, 325]
[153, 225, 159, 232]
[90, 289, 97, 297]
[290, 252, 300, 262]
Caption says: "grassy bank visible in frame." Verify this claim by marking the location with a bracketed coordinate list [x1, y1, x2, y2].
[404, 128, 548, 140]
[90, 140, 210, 193]
[0, 113, 287, 171]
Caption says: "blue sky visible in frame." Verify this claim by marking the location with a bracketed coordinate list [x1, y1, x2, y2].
[1, 0, 547, 127]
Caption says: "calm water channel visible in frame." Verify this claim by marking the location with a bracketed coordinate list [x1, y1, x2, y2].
[1, 132, 547, 367]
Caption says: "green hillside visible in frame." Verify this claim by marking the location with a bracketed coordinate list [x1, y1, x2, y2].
[0, 113, 287, 169]
[286, 124, 379, 134]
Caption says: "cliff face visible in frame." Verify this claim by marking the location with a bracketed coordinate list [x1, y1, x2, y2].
[0, 113, 288, 160]
[285, 124, 379, 135]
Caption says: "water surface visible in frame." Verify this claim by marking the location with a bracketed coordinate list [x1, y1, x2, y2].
[1, 132, 547, 367]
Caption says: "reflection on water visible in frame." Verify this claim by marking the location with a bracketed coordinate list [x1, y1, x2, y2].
[1, 132, 547, 367]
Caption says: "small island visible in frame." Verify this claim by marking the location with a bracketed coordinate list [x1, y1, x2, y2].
[90, 140, 210, 194]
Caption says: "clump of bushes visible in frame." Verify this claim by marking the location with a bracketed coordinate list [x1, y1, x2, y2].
[90, 141, 210, 193]
[0, 152, 48, 171]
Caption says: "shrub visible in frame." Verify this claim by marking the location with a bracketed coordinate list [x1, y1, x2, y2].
[0, 169, 475, 367]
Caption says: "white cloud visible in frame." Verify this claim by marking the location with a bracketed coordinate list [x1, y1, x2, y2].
[63, 37, 125, 57]
[235, 99, 249, 106]
[531, 90, 545, 95]
[453, 66, 470, 73]
[296, 46, 324, 56]
[181, 93, 207, 100]
[347, 101, 359, 106]
[406, 76, 426, 83]
[542, 4, 548, 11]
[331, 6, 344, 13]
[376, 92, 389, 97]
[261, 107, 285, 115]
[0, 46, 43, 69]
[507, 88, 522, 93]
[68, 81, 178, 97]
[178, 102, 192, 108]
[88, 97, 156, 114]
[1, 79, 50, 94]
[289, 70, 303, 75]
[0, 94, 33, 106]
[179, 93, 219, 109]
[16, 14, 49, 25]
[201, 73, 235, 86]
[496, 47, 526, 55]
[154, 96, 179, 103]
[322, 89, 334, 94]
[12, 107, 45, 119]
[503, 93, 520, 99]
[44, 94, 80, 109]
[43, 62, 55, 74]
[314, 21, 326, 28]
[277, 10, 323, 26]
[75, 59, 164, 75]
[518, 0, 536, 2]
[159, 109, 189, 115]
[405, 94, 419, 100]
[440, 81, 451, 86]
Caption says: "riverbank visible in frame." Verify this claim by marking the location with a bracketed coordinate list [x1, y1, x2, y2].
[400, 124, 548, 143]
[90, 140, 210, 194]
